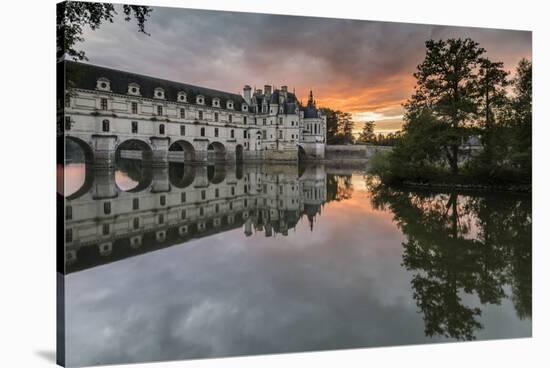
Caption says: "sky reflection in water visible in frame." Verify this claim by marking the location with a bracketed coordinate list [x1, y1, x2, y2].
[63, 162, 531, 367]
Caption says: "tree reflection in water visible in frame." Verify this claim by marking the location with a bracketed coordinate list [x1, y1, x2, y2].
[368, 181, 531, 341]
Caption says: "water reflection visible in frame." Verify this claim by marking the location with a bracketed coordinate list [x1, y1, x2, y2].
[369, 182, 532, 339]
[62, 159, 531, 366]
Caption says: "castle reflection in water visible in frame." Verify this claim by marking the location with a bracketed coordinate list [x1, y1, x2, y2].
[63, 161, 333, 273]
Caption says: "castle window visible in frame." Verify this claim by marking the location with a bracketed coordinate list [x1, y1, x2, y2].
[199, 207, 204, 216]
[131, 102, 138, 114]
[201, 190, 206, 200]
[215, 188, 219, 198]
[157, 105, 163, 116]
[214, 128, 219, 137]
[180, 108, 185, 118]
[213, 98, 219, 107]
[128, 83, 140, 96]
[243, 116, 247, 124]
[178, 92, 187, 102]
[159, 124, 165, 135]
[65, 116, 71, 131]
[214, 112, 219, 122]
[227, 100, 234, 109]
[66, 229, 73, 243]
[231, 187, 235, 196]
[133, 198, 139, 210]
[181, 209, 186, 219]
[97, 78, 110, 91]
[102, 224, 109, 235]
[102, 119, 110, 132]
[196, 95, 204, 104]
[198, 111, 203, 120]
[181, 192, 186, 203]
[65, 94, 71, 107]
[279, 117, 283, 125]
[278, 130, 283, 139]
[154, 88, 165, 99]
[243, 131, 247, 138]
[230, 129, 234, 138]
[158, 214, 164, 224]
[180, 125, 185, 136]
[229, 114, 233, 123]
[215, 204, 219, 213]
[66, 205, 72, 220]
[100, 98, 108, 110]
[160, 195, 166, 206]
[104, 202, 111, 215]
[133, 218, 140, 229]
[132, 121, 138, 134]
[200, 127, 205, 137]
[262, 130, 267, 139]
[262, 118, 266, 125]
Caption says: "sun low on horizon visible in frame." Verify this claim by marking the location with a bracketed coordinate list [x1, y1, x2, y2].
[79, 5, 531, 135]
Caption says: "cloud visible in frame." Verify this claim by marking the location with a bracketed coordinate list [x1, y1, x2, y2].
[79, 6, 531, 133]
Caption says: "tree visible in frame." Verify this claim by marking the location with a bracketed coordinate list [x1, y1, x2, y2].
[339, 112, 355, 144]
[357, 121, 376, 143]
[476, 59, 509, 167]
[405, 38, 485, 175]
[57, 1, 152, 61]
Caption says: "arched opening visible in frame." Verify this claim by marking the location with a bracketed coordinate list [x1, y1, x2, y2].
[169, 162, 196, 188]
[298, 145, 307, 161]
[235, 144, 244, 163]
[115, 139, 153, 192]
[61, 136, 95, 198]
[207, 164, 227, 184]
[207, 142, 226, 162]
[169, 140, 195, 162]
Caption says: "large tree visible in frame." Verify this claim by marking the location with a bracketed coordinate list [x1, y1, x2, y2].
[405, 38, 486, 175]
[57, 1, 152, 61]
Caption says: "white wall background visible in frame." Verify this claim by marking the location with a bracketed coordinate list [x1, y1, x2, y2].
[0, 0, 548, 367]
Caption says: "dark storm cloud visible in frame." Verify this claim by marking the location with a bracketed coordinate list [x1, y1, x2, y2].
[80, 6, 531, 131]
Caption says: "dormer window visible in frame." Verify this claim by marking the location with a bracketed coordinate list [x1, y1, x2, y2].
[212, 98, 220, 107]
[227, 100, 234, 109]
[196, 95, 205, 105]
[128, 83, 140, 96]
[154, 88, 165, 99]
[177, 91, 187, 102]
[96, 77, 111, 91]
[242, 104, 248, 112]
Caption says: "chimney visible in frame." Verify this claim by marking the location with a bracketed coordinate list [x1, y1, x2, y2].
[264, 84, 272, 95]
[281, 85, 288, 97]
[243, 85, 251, 105]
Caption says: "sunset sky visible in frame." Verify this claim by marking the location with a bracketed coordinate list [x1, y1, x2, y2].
[80, 6, 531, 134]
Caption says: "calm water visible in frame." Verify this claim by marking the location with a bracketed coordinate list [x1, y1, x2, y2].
[61, 159, 531, 367]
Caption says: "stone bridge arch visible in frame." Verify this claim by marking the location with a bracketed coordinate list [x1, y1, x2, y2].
[115, 138, 153, 163]
[207, 141, 226, 162]
[169, 140, 195, 162]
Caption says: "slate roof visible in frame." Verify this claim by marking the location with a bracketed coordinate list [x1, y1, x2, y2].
[64, 60, 247, 110]
[250, 88, 300, 114]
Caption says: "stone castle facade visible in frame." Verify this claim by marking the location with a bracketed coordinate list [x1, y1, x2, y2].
[61, 61, 326, 167]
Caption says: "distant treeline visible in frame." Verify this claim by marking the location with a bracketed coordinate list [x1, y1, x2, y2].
[369, 38, 532, 187]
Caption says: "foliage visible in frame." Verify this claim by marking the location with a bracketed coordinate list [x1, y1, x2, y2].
[57, 1, 152, 61]
[357, 121, 376, 143]
[321, 108, 355, 144]
[374, 38, 531, 187]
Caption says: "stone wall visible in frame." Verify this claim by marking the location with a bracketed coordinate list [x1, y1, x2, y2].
[325, 145, 392, 160]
